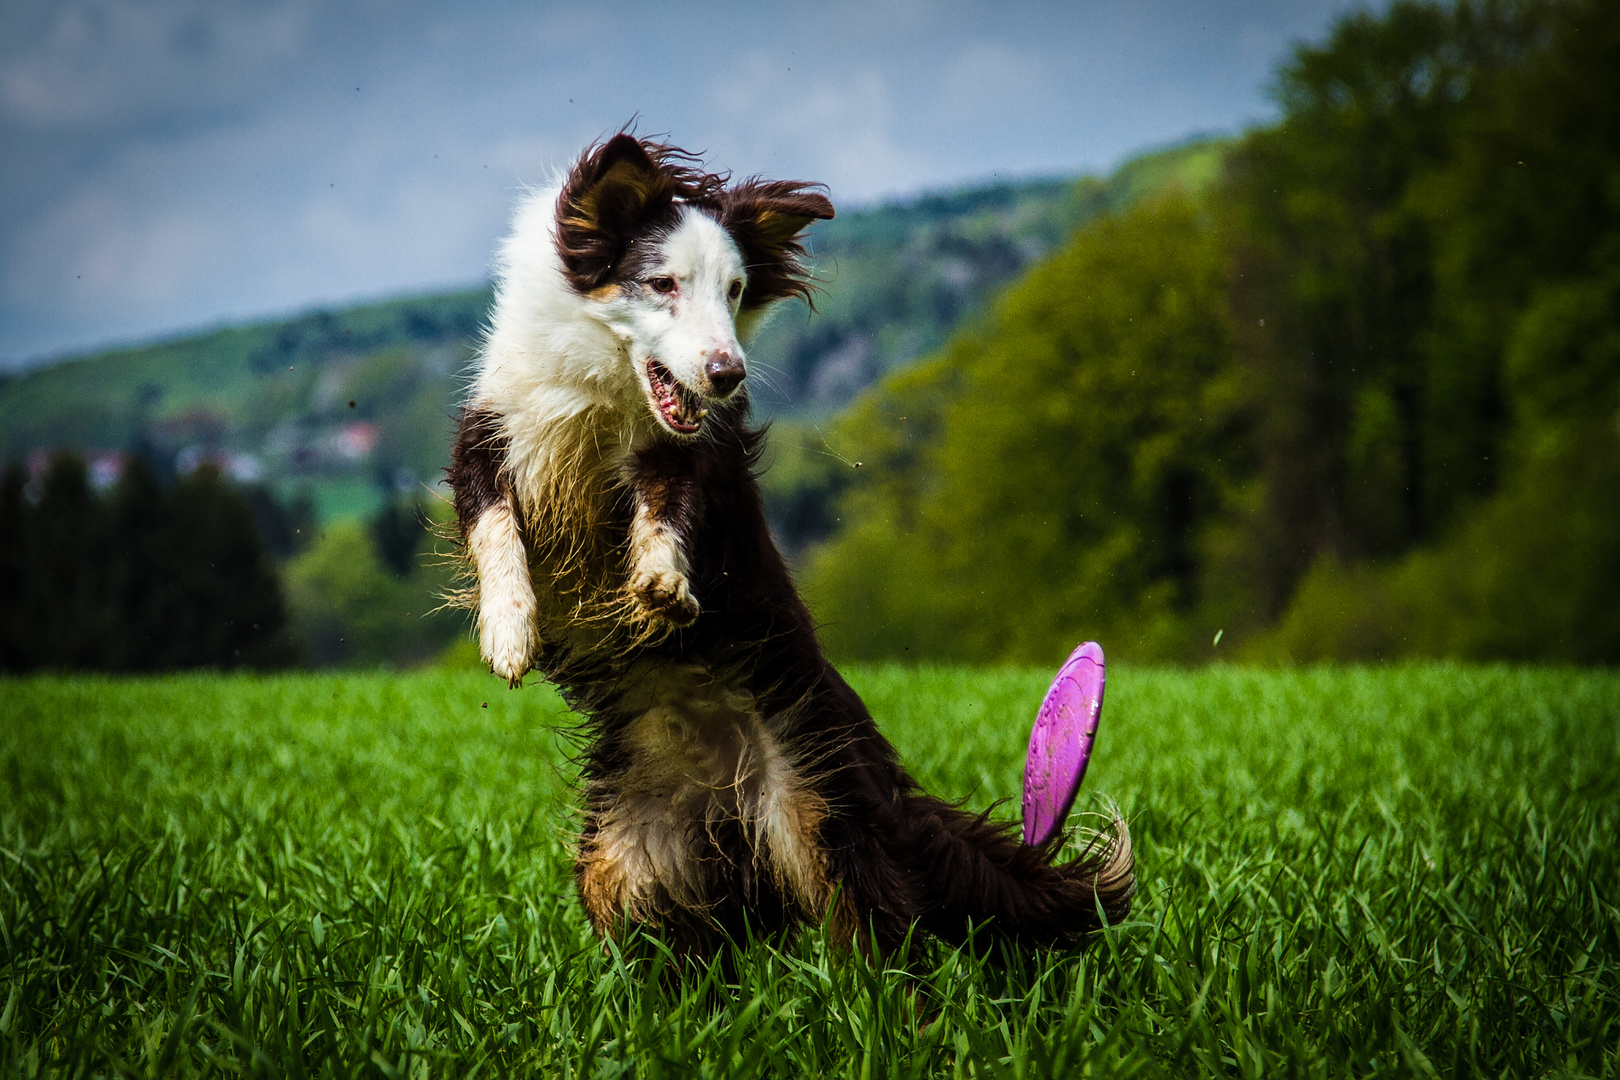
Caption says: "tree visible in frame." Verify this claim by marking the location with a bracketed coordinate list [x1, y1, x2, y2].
[1221, 0, 1543, 616]
[369, 497, 429, 578]
[283, 504, 460, 668]
[0, 455, 295, 671]
[801, 0, 1620, 665]
[27, 454, 113, 668]
[130, 465, 295, 669]
[806, 195, 1241, 662]
[0, 463, 30, 668]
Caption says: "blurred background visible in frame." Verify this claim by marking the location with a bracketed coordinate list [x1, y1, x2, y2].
[1, 0, 1615, 671]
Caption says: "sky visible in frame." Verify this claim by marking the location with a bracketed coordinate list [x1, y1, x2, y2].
[0, 0, 1379, 371]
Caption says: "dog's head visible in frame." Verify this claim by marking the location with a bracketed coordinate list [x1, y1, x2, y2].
[555, 133, 834, 438]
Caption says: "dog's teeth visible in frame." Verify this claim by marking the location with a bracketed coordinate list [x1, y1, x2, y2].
[696, 409, 707, 419]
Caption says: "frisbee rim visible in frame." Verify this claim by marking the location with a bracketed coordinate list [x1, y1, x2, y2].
[1021, 641, 1106, 847]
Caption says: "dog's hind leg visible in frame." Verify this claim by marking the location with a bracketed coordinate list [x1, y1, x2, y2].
[575, 790, 744, 964]
[449, 405, 536, 685]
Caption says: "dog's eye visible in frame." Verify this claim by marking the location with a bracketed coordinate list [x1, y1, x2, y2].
[728, 280, 743, 301]
[649, 276, 677, 294]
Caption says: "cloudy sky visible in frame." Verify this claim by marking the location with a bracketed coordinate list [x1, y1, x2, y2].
[0, 0, 1376, 370]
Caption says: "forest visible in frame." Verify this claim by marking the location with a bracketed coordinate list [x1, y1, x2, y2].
[803, 0, 1619, 664]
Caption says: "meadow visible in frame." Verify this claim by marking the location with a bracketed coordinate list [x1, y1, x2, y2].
[2, 664, 1617, 1078]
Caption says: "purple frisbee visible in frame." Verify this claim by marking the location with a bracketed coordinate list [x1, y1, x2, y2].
[1021, 641, 1106, 847]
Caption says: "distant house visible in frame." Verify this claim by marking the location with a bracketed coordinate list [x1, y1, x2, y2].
[335, 422, 379, 461]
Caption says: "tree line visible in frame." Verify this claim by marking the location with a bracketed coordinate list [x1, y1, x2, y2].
[804, 0, 1619, 664]
[0, 455, 295, 671]
[0, 453, 463, 672]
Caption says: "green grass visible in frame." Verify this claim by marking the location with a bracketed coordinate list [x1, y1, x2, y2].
[3, 665, 1617, 1077]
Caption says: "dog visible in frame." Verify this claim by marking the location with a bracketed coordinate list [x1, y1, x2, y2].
[447, 132, 1134, 958]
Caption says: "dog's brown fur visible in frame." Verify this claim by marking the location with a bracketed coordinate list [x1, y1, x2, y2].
[448, 134, 1134, 960]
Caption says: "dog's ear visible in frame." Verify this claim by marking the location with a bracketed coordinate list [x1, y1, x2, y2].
[721, 180, 835, 310]
[555, 134, 680, 292]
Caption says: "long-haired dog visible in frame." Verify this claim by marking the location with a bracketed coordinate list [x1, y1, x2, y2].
[448, 133, 1133, 958]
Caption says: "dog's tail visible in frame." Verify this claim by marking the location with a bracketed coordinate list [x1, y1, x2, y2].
[899, 794, 1135, 948]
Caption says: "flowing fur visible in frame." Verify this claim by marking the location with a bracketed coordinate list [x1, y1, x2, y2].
[448, 132, 1134, 958]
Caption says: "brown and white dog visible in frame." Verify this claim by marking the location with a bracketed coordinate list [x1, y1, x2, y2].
[448, 133, 1133, 958]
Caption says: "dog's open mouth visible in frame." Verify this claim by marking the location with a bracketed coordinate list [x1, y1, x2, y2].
[646, 360, 707, 435]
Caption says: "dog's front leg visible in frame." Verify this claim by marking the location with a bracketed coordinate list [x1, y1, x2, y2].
[469, 499, 536, 685]
[625, 446, 699, 627]
[450, 406, 536, 685]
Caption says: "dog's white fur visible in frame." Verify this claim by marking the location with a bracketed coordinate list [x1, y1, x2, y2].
[463, 182, 835, 919]
[596, 209, 750, 408]
[467, 501, 536, 681]
[468, 187, 760, 683]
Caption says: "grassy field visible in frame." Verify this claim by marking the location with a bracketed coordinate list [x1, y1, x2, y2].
[2, 664, 1617, 1078]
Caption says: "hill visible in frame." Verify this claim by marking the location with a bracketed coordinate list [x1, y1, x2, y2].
[0, 139, 1224, 523]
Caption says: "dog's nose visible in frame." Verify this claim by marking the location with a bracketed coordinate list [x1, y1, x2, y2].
[705, 351, 746, 397]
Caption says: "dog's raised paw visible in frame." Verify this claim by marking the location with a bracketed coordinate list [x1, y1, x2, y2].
[631, 570, 700, 627]
[480, 600, 534, 687]
[484, 639, 530, 687]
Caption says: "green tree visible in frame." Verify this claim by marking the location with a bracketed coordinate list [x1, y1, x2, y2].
[1253, 0, 1620, 662]
[0, 456, 294, 671]
[27, 455, 113, 668]
[369, 496, 431, 578]
[284, 508, 461, 667]
[0, 463, 31, 668]
[806, 196, 1241, 662]
[1221, 0, 1541, 617]
[803, 0, 1619, 665]
[124, 465, 295, 669]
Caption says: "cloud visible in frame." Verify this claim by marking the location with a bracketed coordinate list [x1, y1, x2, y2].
[0, 0, 315, 133]
[706, 54, 925, 202]
[935, 40, 1054, 126]
[6, 185, 212, 311]
[0, 0, 1386, 368]
[3, 97, 547, 337]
